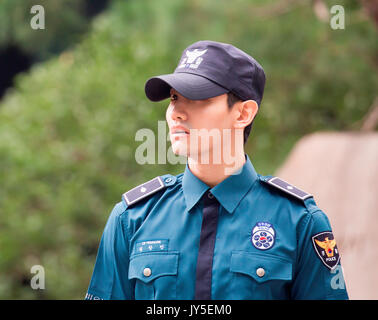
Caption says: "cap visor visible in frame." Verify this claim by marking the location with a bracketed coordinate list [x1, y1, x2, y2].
[145, 72, 228, 102]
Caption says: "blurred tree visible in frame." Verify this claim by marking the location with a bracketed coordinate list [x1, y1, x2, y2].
[359, 0, 378, 26]
[0, 0, 111, 98]
[0, 0, 111, 59]
[0, 45, 33, 99]
[0, 0, 376, 299]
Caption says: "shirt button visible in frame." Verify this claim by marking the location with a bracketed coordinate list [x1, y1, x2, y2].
[165, 177, 172, 183]
[208, 192, 214, 199]
[143, 267, 152, 277]
[256, 267, 265, 278]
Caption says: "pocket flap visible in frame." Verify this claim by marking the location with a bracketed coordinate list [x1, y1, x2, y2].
[129, 253, 179, 283]
[230, 251, 292, 283]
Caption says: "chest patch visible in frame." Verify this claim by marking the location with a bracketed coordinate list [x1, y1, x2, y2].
[251, 222, 276, 250]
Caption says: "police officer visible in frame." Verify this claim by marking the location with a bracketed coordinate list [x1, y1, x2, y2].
[85, 40, 349, 300]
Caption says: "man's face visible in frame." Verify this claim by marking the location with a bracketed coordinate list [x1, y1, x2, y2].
[166, 88, 236, 161]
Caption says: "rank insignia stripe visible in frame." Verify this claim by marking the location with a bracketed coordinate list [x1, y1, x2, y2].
[265, 177, 313, 201]
[123, 176, 165, 207]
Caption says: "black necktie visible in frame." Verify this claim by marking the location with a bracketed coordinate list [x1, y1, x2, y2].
[194, 190, 220, 300]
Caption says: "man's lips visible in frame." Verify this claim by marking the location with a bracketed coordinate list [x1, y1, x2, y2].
[170, 125, 190, 135]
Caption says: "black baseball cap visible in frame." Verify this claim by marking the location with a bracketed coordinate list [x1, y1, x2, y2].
[145, 40, 266, 106]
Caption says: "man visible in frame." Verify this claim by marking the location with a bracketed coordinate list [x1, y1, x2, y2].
[85, 40, 348, 300]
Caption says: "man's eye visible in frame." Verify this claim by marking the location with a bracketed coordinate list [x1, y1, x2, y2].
[170, 94, 178, 101]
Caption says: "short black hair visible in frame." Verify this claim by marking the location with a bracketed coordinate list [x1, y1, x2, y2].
[226, 92, 256, 145]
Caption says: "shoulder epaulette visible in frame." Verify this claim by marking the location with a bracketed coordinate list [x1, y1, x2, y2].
[262, 176, 313, 201]
[122, 175, 177, 207]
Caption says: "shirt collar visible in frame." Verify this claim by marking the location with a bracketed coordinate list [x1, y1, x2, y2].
[182, 163, 210, 212]
[182, 154, 259, 214]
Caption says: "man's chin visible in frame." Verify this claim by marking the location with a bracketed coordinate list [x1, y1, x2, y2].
[171, 141, 214, 162]
[171, 142, 189, 157]
[171, 144, 204, 160]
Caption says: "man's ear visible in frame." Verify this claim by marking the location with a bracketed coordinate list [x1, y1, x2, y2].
[234, 100, 258, 129]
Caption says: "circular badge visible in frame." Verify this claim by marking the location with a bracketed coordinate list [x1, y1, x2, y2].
[251, 222, 275, 250]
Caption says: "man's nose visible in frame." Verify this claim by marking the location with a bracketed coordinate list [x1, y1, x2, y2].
[169, 103, 187, 121]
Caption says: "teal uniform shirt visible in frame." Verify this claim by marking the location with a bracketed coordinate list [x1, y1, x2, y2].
[85, 155, 348, 300]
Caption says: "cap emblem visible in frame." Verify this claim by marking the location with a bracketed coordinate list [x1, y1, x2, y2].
[177, 49, 207, 69]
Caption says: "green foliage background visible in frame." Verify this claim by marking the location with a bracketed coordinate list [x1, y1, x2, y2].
[0, 0, 93, 60]
[0, 0, 376, 298]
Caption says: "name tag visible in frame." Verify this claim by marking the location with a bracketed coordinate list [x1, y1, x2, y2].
[135, 239, 169, 253]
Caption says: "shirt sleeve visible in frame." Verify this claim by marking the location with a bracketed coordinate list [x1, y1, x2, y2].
[85, 202, 134, 300]
[291, 209, 349, 300]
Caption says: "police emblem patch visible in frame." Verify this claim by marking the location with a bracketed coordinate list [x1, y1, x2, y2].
[251, 222, 275, 250]
[312, 231, 340, 270]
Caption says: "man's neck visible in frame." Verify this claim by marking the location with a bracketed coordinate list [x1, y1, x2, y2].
[187, 152, 246, 188]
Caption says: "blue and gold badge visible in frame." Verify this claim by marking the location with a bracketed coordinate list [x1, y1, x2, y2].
[312, 231, 340, 270]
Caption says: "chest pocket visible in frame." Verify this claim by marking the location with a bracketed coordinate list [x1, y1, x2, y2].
[230, 251, 293, 299]
[128, 252, 179, 300]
